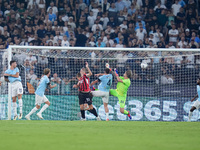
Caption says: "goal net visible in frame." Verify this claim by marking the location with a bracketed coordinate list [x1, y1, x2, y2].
[1, 46, 200, 121]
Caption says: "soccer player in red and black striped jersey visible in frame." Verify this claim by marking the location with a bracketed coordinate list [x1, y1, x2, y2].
[73, 62, 101, 121]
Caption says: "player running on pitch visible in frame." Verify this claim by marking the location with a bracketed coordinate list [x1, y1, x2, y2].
[110, 69, 132, 119]
[90, 67, 113, 121]
[25, 68, 57, 120]
[73, 62, 101, 121]
[4, 60, 23, 120]
[188, 78, 200, 122]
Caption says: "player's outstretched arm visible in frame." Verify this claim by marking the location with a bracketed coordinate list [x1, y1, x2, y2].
[73, 84, 79, 88]
[4, 72, 19, 78]
[191, 94, 198, 102]
[73, 81, 80, 88]
[49, 84, 57, 89]
[95, 73, 104, 77]
[111, 69, 123, 83]
[111, 70, 118, 82]
[91, 80, 98, 86]
[85, 62, 92, 77]
[116, 75, 123, 83]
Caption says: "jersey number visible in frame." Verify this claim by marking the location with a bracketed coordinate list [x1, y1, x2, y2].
[107, 79, 111, 86]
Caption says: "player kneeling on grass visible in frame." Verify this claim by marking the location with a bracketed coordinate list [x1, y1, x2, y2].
[73, 62, 101, 121]
[110, 69, 132, 119]
[4, 60, 23, 120]
[25, 68, 57, 120]
[90, 68, 113, 121]
[188, 78, 200, 122]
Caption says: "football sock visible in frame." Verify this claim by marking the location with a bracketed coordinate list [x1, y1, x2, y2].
[188, 111, 193, 120]
[27, 107, 38, 116]
[18, 99, 23, 113]
[124, 110, 129, 115]
[89, 108, 98, 117]
[106, 113, 109, 119]
[80, 110, 85, 119]
[13, 102, 17, 116]
[38, 104, 49, 114]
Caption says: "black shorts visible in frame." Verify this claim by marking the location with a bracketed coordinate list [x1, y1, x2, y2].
[78, 92, 93, 105]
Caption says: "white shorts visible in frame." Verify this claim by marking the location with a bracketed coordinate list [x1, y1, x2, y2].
[192, 100, 200, 109]
[91, 90, 109, 103]
[11, 81, 23, 97]
[35, 94, 49, 106]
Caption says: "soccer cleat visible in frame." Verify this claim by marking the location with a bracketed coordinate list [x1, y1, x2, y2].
[13, 115, 18, 120]
[81, 118, 86, 121]
[37, 113, 44, 119]
[106, 118, 109, 121]
[19, 113, 23, 119]
[25, 115, 31, 120]
[96, 116, 101, 121]
[127, 111, 132, 120]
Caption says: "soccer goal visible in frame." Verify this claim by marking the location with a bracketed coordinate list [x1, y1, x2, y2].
[1, 46, 200, 121]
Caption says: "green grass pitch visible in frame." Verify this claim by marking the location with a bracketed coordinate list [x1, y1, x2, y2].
[0, 121, 199, 150]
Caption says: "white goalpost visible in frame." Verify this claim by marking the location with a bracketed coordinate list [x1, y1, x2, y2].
[1, 45, 200, 121]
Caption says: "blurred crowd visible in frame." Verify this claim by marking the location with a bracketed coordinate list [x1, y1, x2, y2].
[0, 0, 199, 49]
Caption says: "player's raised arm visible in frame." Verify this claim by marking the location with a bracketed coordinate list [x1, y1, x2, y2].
[85, 62, 92, 77]
[112, 69, 123, 83]
[95, 73, 104, 77]
[90, 80, 99, 86]
[191, 94, 198, 102]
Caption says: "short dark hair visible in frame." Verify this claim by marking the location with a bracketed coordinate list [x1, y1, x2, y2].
[105, 68, 110, 74]
[126, 70, 132, 78]
[77, 72, 81, 78]
[43, 68, 50, 75]
[10, 60, 16, 66]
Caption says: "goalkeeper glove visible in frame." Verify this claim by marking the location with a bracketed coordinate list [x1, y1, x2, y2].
[114, 68, 119, 76]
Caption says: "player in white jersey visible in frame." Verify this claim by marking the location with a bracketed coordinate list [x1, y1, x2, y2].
[25, 68, 57, 120]
[91, 68, 113, 121]
[4, 60, 23, 120]
[188, 78, 200, 122]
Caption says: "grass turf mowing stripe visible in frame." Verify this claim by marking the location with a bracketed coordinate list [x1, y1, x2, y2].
[0, 121, 199, 150]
